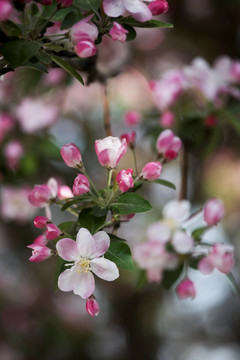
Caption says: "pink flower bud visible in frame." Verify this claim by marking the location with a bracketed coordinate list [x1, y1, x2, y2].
[120, 131, 136, 148]
[27, 244, 52, 262]
[140, 161, 162, 181]
[160, 111, 175, 128]
[204, 115, 217, 127]
[148, 0, 169, 16]
[75, 40, 97, 58]
[45, 223, 62, 240]
[57, 185, 74, 200]
[116, 169, 134, 192]
[203, 198, 225, 226]
[95, 136, 127, 168]
[4, 140, 24, 170]
[33, 235, 48, 246]
[176, 278, 196, 300]
[71, 15, 98, 44]
[156, 129, 182, 161]
[61, 143, 82, 168]
[0, 0, 13, 21]
[124, 111, 142, 127]
[109, 22, 128, 43]
[28, 184, 54, 207]
[86, 295, 99, 317]
[72, 174, 90, 196]
[120, 213, 135, 221]
[199, 244, 234, 275]
[33, 216, 49, 229]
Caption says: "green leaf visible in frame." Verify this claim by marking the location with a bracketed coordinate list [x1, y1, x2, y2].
[58, 221, 79, 236]
[50, 54, 84, 84]
[148, 179, 176, 190]
[0, 20, 23, 37]
[105, 239, 135, 270]
[109, 234, 126, 242]
[52, 7, 73, 21]
[78, 208, 106, 234]
[92, 206, 108, 217]
[162, 264, 184, 290]
[0, 40, 41, 67]
[73, 0, 100, 11]
[192, 226, 208, 242]
[21, 60, 47, 73]
[36, 50, 52, 65]
[121, 24, 137, 42]
[61, 199, 79, 211]
[119, 17, 173, 29]
[112, 193, 152, 214]
[61, 10, 82, 29]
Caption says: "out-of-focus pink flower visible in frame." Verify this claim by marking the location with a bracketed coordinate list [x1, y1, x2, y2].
[160, 111, 175, 128]
[172, 230, 194, 254]
[28, 244, 52, 262]
[162, 200, 190, 225]
[198, 243, 234, 275]
[0, 113, 14, 142]
[95, 136, 127, 168]
[75, 40, 97, 58]
[230, 61, 240, 82]
[86, 296, 99, 317]
[148, 0, 169, 15]
[109, 22, 128, 43]
[140, 161, 162, 181]
[16, 98, 58, 133]
[156, 129, 182, 161]
[33, 216, 49, 229]
[45, 223, 62, 240]
[45, 68, 65, 85]
[61, 143, 82, 168]
[4, 140, 24, 170]
[103, 0, 152, 22]
[204, 115, 217, 127]
[176, 278, 196, 299]
[72, 174, 90, 196]
[58, 185, 74, 199]
[124, 110, 142, 127]
[116, 169, 134, 192]
[146, 221, 171, 243]
[57, 228, 119, 298]
[203, 198, 225, 226]
[0, 0, 13, 21]
[120, 131, 136, 148]
[28, 178, 58, 207]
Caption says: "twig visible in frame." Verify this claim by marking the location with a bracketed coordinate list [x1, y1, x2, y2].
[103, 84, 112, 136]
[179, 143, 188, 200]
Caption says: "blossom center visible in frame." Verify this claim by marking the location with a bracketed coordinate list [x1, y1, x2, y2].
[75, 258, 91, 273]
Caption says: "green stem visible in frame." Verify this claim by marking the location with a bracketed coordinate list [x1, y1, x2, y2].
[131, 148, 138, 176]
[81, 167, 99, 198]
[107, 168, 113, 189]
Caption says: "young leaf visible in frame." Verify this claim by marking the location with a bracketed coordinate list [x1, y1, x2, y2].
[162, 264, 184, 290]
[61, 11, 82, 29]
[112, 193, 152, 214]
[61, 199, 79, 211]
[73, 0, 100, 11]
[192, 226, 208, 242]
[105, 240, 135, 271]
[78, 208, 106, 234]
[50, 54, 84, 85]
[148, 179, 176, 190]
[58, 221, 79, 236]
[119, 17, 173, 29]
[0, 40, 41, 67]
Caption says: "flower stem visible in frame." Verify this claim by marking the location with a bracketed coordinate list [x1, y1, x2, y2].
[131, 148, 138, 176]
[179, 143, 188, 201]
[103, 84, 112, 136]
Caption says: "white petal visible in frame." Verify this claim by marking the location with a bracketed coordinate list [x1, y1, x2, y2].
[125, 0, 152, 22]
[76, 228, 96, 257]
[103, 0, 125, 17]
[73, 271, 95, 299]
[91, 257, 119, 281]
[56, 238, 78, 261]
[58, 269, 76, 292]
[93, 231, 110, 257]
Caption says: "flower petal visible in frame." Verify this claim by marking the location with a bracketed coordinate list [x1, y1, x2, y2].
[125, 0, 152, 22]
[93, 231, 110, 257]
[56, 238, 78, 261]
[58, 269, 76, 291]
[76, 228, 96, 257]
[91, 257, 119, 281]
[103, 0, 125, 17]
[73, 271, 95, 299]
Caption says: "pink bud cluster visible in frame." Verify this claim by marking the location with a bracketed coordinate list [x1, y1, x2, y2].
[71, 16, 98, 58]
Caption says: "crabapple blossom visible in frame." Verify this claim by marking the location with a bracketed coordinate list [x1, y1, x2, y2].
[45, 224, 62, 240]
[116, 169, 134, 192]
[56, 228, 119, 299]
[160, 111, 175, 128]
[148, 0, 169, 16]
[156, 129, 182, 161]
[103, 0, 153, 22]
[75, 40, 97, 58]
[198, 244, 234, 275]
[33, 216, 49, 229]
[71, 16, 98, 58]
[176, 278, 196, 300]
[172, 230, 194, 254]
[58, 185, 74, 200]
[120, 131, 136, 148]
[28, 178, 58, 207]
[109, 22, 128, 43]
[203, 198, 225, 226]
[28, 244, 52, 262]
[0, 0, 13, 22]
[72, 174, 90, 196]
[61, 143, 82, 168]
[33, 234, 48, 246]
[4, 140, 24, 170]
[140, 161, 162, 181]
[124, 110, 142, 127]
[86, 296, 99, 317]
[162, 200, 190, 225]
[95, 136, 127, 168]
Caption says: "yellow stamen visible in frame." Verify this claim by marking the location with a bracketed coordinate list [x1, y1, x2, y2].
[75, 258, 91, 274]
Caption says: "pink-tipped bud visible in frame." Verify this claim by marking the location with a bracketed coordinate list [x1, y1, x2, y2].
[124, 111, 142, 127]
[0, 0, 13, 22]
[28, 184, 54, 208]
[33, 235, 48, 246]
[160, 111, 175, 128]
[45, 223, 62, 240]
[72, 174, 90, 196]
[205, 115, 217, 127]
[116, 169, 134, 193]
[75, 40, 97, 58]
[61, 143, 82, 168]
[86, 295, 99, 317]
[33, 216, 49, 229]
[95, 136, 127, 169]
[120, 213, 135, 221]
[140, 161, 162, 181]
[57, 185, 74, 200]
[156, 129, 182, 161]
[109, 22, 128, 43]
[176, 278, 196, 300]
[203, 198, 225, 226]
[120, 131, 136, 148]
[148, 0, 169, 16]
[27, 244, 52, 262]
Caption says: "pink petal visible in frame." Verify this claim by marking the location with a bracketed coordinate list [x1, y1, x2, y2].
[76, 228, 96, 257]
[73, 271, 95, 299]
[125, 0, 153, 22]
[103, 0, 125, 17]
[58, 269, 76, 291]
[56, 238, 78, 261]
[90, 257, 119, 281]
[198, 256, 214, 275]
[93, 231, 110, 257]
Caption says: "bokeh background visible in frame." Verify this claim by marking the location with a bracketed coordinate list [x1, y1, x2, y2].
[1, 1, 240, 359]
